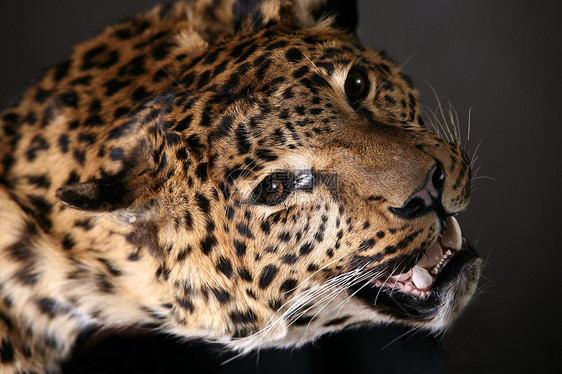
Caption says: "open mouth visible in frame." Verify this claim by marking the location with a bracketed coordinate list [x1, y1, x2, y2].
[352, 216, 479, 320]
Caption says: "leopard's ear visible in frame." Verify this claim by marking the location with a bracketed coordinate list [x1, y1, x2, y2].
[56, 94, 176, 212]
[55, 160, 167, 212]
[229, 0, 358, 33]
[296, 0, 359, 33]
[56, 175, 130, 211]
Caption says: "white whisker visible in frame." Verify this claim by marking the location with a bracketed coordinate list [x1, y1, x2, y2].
[399, 51, 418, 69]
[466, 107, 473, 150]
[380, 325, 424, 351]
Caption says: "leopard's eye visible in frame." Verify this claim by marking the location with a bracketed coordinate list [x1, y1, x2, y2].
[344, 68, 370, 106]
[252, 172, 293, 206]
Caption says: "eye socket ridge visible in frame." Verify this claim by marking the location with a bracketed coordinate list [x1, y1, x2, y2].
[344, 67, 370, 107]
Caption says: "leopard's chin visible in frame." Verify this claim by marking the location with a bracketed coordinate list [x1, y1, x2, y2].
[351, 217, 481, 326]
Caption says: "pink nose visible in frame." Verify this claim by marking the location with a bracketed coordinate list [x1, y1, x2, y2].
[389, 163, 445, 220]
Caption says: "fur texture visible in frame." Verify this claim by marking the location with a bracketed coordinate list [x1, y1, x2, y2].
[0, 1, 481, 372]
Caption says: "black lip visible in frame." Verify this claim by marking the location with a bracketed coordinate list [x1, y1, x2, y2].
[351, 242, 479, 321]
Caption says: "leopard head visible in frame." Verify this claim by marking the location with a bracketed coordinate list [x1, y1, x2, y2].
[55, 0, 481, 351]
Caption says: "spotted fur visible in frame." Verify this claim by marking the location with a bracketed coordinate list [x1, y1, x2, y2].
[0, 1, 480, 372]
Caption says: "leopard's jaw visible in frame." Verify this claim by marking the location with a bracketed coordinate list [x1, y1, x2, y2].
[222, 217, 481, 352]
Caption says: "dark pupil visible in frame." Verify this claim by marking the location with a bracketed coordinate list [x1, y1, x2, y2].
[345, 70, 367, 100]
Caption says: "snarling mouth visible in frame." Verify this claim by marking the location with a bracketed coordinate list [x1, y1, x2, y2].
[352, 216, 480, 320]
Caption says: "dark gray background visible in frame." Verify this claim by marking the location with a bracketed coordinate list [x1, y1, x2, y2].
[0, 1, 560, 373]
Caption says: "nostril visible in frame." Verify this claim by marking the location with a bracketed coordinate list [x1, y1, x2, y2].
[389, 162, 445, 220]
[432, 163, 445, 191]
[390, 197, 426, 219]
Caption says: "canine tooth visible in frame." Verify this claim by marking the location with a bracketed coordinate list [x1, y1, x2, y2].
[411, 266, 433, 289]
[430, 268, 439, 275]
[441, 217, 462, 250]
[445, 249, 452, 256]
